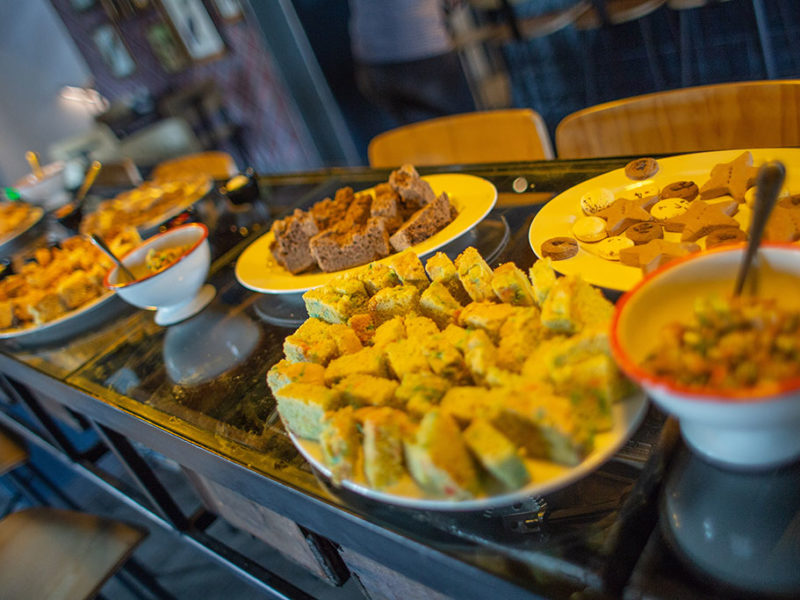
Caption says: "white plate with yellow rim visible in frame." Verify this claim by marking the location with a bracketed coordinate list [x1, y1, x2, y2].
[235, 173, 497, 293]
[287, 391, 647, 511]
[529, 148, 800, 292]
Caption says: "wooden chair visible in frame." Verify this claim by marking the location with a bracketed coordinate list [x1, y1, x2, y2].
[0, 507, 146, 600]
[367, 109, 554, 168]
[0, 427, 174, 599]
[555, 80, 800, 158]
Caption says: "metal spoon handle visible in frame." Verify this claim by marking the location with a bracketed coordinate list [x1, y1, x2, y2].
[88, 233, 136, 282]
[75, 161, 102, 205]
[733, 160, 785, 296]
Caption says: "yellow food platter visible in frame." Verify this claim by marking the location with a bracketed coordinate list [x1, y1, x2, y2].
[235, 174, 497, 293]
[529, 148, 800, 292]
[0, 206, 44, 256]
[289, 391, 646, 511]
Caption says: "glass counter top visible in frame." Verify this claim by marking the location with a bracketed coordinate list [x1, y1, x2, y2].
[3, 157, 770, 599]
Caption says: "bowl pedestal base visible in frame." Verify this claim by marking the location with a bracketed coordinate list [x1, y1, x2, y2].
[154, 284, 216, 326]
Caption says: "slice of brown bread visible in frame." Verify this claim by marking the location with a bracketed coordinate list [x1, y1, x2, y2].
[310, 217, 391, 272]
[389, 192, 454, 252]
[270, 208, 319, 273]
[344, 193, 373, 227]
[310, 187, 355, 230]
[389, 164, 435, 216]
[371, 183, 403, 233]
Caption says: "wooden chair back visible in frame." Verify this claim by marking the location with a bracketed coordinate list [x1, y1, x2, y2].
[368, 109, 554, 167]
[0, 507, 145, 600]
[556, 80, 800, 158]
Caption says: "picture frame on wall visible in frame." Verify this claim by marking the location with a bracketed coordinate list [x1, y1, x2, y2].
[91, 23, 136, 78]
[146, 21, 189, 73]
[70, 0, 96, 11]
[158, 0, 226, 62]
[212, 0, 243, 22]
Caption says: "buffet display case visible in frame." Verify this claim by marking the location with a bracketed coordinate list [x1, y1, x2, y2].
[0, 158, 794, 600]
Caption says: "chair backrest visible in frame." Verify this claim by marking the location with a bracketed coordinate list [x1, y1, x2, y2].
[556, 80, 800, 158]
[368, 109, 555, 167]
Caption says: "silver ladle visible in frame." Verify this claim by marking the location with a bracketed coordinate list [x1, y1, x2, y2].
[88, 233, 136, 283]
[733, 160, 785, 296]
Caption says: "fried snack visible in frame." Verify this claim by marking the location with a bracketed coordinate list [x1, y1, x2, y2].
[0, 232, 137, 331]
[275, 247, 631, 501]
[0, 202, 35, 239]
[80, 173, 210, 240]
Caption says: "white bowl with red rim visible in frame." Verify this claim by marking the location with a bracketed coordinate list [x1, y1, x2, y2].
[611, 243, 800, 469]
[104, 223, 215, 326]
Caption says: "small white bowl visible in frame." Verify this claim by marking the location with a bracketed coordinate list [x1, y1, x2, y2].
[105, 223, 215, 326]
[14, 161, 68, 210]
[611, 243, 800, 469]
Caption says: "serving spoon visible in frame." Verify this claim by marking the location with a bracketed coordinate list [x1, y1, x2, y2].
[88, 233, 136, 283]
[733, 160, 785, 297]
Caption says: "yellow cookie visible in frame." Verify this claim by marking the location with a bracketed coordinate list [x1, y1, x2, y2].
[580, 188, 614, 215]
[650, 198, 690, 221]
[572, 216, 607, 242]
[590, 236, 634, 261]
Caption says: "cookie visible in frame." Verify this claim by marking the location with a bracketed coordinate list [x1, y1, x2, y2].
[541, 236, 579, 260]
[699, 151, 757, 203]
[747, 186, 793, 208]
[650, 198, 691, 221]
[625, 221, 663, 245]
[572, 216, 607, 242]
[580, 188, 614, 215]
[763, 206, 800, 242]
[663, 199, 740, 242]
[705, 227, 747, 248]
[591, 236, 634, 261]
[624, 157, 659, 180]
[777, 193, 800, 209]
[624, 181, 660, 202]
[662, 180, 699, 201]
[620, 239, 701, 273]
[596, 197, 654, 236]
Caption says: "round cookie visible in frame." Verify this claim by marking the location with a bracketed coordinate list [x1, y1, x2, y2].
[650, 198, 691, 221]
[541, 236, 579, 260]
[572, 216, 607, 242]
[580, 188, 614, 215]
[705, 227, 747, 249]
[662, 180, 699, 201]
[591, 235, 634, 261]
[625, 221, 663, 245]
[624, 180, 660, 202]
[624, 157, 659, 180]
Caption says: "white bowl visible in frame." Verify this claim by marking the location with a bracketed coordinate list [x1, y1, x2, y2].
[611, 244, 800, 469]
[105, 223, 215, 326]
[14, 161, 68, 210]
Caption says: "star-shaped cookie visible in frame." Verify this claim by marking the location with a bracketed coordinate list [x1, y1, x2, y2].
[699, 151, 758, 203]
[620, 239, 701, 274]
[596, 197, 654, 236]
[663, 199, 740, 241]
[763, 205, 800, 242]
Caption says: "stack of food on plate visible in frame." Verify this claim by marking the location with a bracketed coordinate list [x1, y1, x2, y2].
[80, 173, 210, 241]
[0, 228, 139, 331]
[269, 164, 456, 274]
[267, 246, 634, 500]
